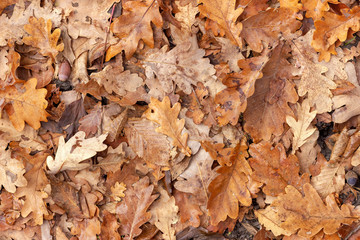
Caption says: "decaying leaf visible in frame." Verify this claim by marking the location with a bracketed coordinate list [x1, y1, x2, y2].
[46, 131, 108, 173]
[286, 99, 317, 154]
[0, 78, 49, 131]
[256, 183, 358, 238]
[249, 142, 310, 196]
[23, 16, 64, 60]
[207, 141, 253, 225]
[145, 96, 191, 156]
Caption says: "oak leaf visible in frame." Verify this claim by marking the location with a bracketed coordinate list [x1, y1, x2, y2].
[241, 8, 301, 52]
[150, 186, 179, 240]
[100, 210, 121, 240]
[14, 152, 50, 225]
[78, 103, 102, 137]
[106, 0, 163, 60]
[173, 190, 202, 228]
[249, 142, 310, 196]
[145, 96, 191, 156]
[46, 131, 108, 174]
[243, 43, 298, 142]
[116, 177, 157, 240]
[292, 30, 337, 113]
[207, 142, 253, 225]
[71, 218, 101, 240]
[296, 130, 321, 174]
[23, 16, 64, 61]
[312, 6, 360, 62]
[0, 78, 49, 131]
[286, 99, 317, 154]
[0, 149, 27, 193]
[125, 118, 171, 167]
[256, 183, 358, 238]
[202, 141, 234, 166]
[215, 53, 268, 125]
[238, 0, 268, 20]
[110, 182, 126, 202]
[302, 0, 338, 21]
[198, 0, 243, 47]
[142, 42, 216, 95]
[310, 154, 345, 199]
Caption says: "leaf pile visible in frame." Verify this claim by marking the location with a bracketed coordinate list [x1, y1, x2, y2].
[1, 0, 360, 239]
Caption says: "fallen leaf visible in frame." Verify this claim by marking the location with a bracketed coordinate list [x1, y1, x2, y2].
[100, 210, 121, 240]
[23, 16, 64, 61]
[249, 141, 310, 196]
[46, 131, 108, 173]
[243, 43, 298, 142]
[198, 0, 243, 47]
[256, 183, 358, 238]
[145, 96, 191, 156]
[150, 186, 179, 240]
[241, 8, 301, 52]
[286, 99, 317, 154]
[78, 103, 102, 137]
[71, 218, 101, 240]
[207, 141, 253, 225]
[0, 78, 49, 131]
[116, 177, 157, 240]
[173, 190, 202, 228]
[110, 182, 126, 202]
[142, 42, 216, 95]
[106, 0, 163, 60]
[302, 0, 338, 21]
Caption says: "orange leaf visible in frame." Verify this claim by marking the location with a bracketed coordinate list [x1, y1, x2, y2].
[198, 0, 243, 47]
[207, 141, 253, 225]
[202, 141, 235, 166]
[145, 96, 191, 156]
[303, 0, 339, 21]
[23, 16, 64, 61]
[241, 8, 301, 52]
[0, 78, 49, 131]
[249, 141, 310, 196]
[256, 183, 358, 238]
[312, 6, 360, 62]
[106, 0, 163, 60]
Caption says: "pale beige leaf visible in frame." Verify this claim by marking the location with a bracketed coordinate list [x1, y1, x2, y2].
[46, 131, 108, 173]
[0, 149, 27, 193]
[142, 42, 216, 95]
[292, 30, 337, 113]
[296, 130, 321, 174]
[150, 186, 179, 240]
[111, 182, 126, 202]
[286, 99, 317, 154]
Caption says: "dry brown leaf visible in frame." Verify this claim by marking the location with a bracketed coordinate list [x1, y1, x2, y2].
[71, 218, 101, 240]
[207, 141, 253, 225]
[198, 0, 243, 47]
[145, 96, 191, 156]
[243, 43, 298, 142]
[91, 67, 143, 97]
[286, 99, 317, 154]
[173, 190, 202, 228]
[150, 186, 179, 240]
[310, 154, 345, 199]
[110, 182, 126, 202]
[106, 0, 163, 60]
[78, 103, 102, 137]
[241, 8, 301, 52]
[249, 142, 310, 196]
[256, 183, 358, 238]
[0, 78, 49, 131]
[46, 131, 108, 173]
[292, 30, 337, 113]
[100, 210, 121, 240]
[142, 42, 216, 95]
[116, 177, 157, 240]
[296, 130, 321, 174]
[14, 152, 50, 225]
[215, 53, 268, 125]
[125, 118, 171, 167]
[23, 17, 63, 61]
